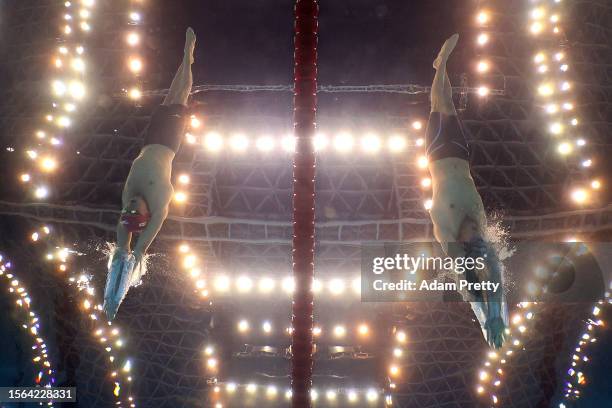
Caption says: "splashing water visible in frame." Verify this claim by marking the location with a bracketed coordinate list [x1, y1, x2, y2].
[101, 242, 151, 288]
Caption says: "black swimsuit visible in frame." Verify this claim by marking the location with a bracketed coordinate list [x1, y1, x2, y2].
[425, 112, 470, 162]
[143, 104, 187, 153]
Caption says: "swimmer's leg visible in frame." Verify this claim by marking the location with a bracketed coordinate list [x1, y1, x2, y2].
[431, 34, 459, 116]
[163, 27, 196, 106]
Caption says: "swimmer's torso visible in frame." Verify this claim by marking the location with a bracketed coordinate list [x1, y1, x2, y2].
[429, 157, 486, 244]
[123, 144, 175, 212]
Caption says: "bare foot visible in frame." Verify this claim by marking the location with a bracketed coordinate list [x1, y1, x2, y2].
[433, 33, 459, 70]
[185, 27, 196, 64]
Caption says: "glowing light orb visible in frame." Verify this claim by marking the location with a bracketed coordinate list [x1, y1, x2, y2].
[126, 32, 140, 46]
[476, 11, 490, 25]
[477, 61, 490, 73]
[333, 325, 346, 338]
[571, 189, 588, 204]
[333, 131, 354, 152]
[281, 135, 296, 152]
[174, 191, 188, 203]
[477, 33, 489, 45]
[256, 136, 275, 152]
[40, 157, 58, 172]
[236, 276, 253, 292]
[258, 277, 275, 293]
[557, 142, 572, 155]
[34, 186, 49, 199]
[262, 321, 272, 333]
[128, 57, 143, 73]
[329, 278, 345, 295]
[358, 324, 369, 336]
[325, 390, 337, 400]
[229, 133, 249, 151]
[417, 155, 428, 169]
[237, 319, 249, 332]
[477, 86, 490, 97]
[388, 135, 407, 152]
[204, 131, 223, 152]
[178, 174, 190, 184]
[128, 88, 142, 100]
[313, 133, 329, 151]
[361, 133, 382, 153]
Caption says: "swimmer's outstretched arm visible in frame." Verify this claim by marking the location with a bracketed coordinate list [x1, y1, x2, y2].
[163, 27, 196, 107]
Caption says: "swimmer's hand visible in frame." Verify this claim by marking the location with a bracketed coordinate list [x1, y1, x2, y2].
[103, 249, 136, 320]
[484, 302, 506, 349]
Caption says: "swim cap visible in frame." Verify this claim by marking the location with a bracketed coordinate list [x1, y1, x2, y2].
[120, 211, 151, 233]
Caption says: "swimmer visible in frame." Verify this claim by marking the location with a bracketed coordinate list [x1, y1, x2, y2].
[425, 34, 508, 348]
[103, 27, 196, 320]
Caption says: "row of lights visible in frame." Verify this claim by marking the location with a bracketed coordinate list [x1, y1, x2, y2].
[177, 243, 368, 298]
[123, 1, 145, 100]
[560, 290, 610, 404]
[17, 0, 97, 201]
[0, 254, 55, 407]
[211, 383, 391, 406]
[181, 117, 435, 211]
[475, 302, 537, 406]
[474, 6, 495, 97]
[234, 320, 375, 339]
[30, 226, 136, 407]
[527, 0, 603, 206]
[387, 327, 408, 390]
[185, 119, 426, 155]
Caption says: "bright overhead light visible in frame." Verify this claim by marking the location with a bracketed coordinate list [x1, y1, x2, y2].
[128, 88, 142, 100]
[388, 135, 407, 152]
[417, 155, 428, 169]
[126, 32, 140, 46]
[329, 278, 345, 295]
[325, 390, 337, 400]
[361, 133, 381, 153]
[313, 133, 329, 151]
[258, 277, 275, 293]
[477, 33, 489, 45]
[476, 11, 490, 25]
[333, 325, 346, 337]
[477, 60, 490, 73]
[236, 276, 253, 292]
[204, 131, 223, 152]
[281, 135, 296, 152]
[178, 174, 190, 184]
[229, 133, 249, 151]
[237, 319, 249, 332]
[262, 321, 272, 333]
[256, 136, 275, 152]
[282, 277, 295, 293]
[477, 86, 490, 97]
[333, 131, 354, 152]
[557, 142, 572, 155]
[128, 57, 143, 73]
[571, 188, 589, 204]
[214, 275, 230, 292]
